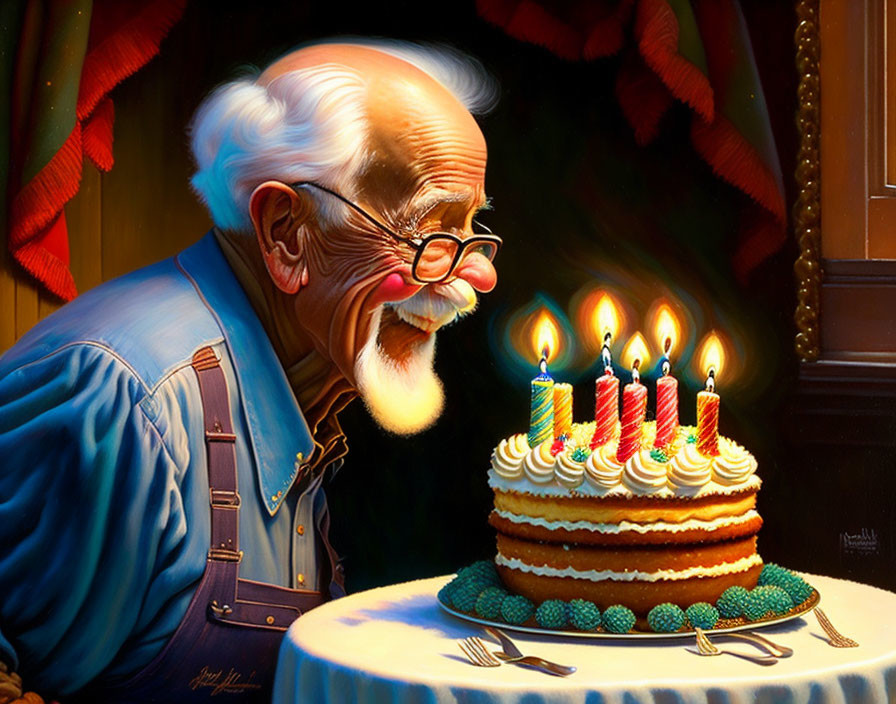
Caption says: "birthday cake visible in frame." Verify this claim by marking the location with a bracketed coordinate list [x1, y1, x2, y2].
[488, 420, 763, 624]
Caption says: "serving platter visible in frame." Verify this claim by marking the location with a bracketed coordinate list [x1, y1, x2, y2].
[438, 589, 819, 640]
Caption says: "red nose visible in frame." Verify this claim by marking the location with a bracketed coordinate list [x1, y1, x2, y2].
[370, 272, 423, 306]
[454, 252, 497, 293]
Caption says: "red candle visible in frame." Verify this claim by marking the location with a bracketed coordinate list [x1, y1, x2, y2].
[655, 374, 679, 448]
[617, 379, 647, 463]
[591, 371, 619, 448]
[696, 389, 720, 457]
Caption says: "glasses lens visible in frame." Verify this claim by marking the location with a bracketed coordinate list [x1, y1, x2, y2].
[468, 240, 498, 261]
[415, 237, 460, 282]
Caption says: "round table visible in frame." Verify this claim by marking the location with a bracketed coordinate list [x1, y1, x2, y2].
[272, 573, 896, 704]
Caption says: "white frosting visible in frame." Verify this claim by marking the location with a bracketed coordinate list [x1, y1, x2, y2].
[584, 441, 624, 489]
[495, 552, 763, 582]
[667, 442, 712, 489]
[493, 508, 761, 534]
[523, 441, 556, 484]
[713, 437, 758, 485]
[622, 449, 668, 494]
[554, 451, 585, 488]
[490, 433, 528, 479]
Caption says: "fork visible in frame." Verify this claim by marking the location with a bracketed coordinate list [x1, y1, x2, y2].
[814, 608, 859, 648]
[691, 628, 778, 666]
[457, 637, 576, 676]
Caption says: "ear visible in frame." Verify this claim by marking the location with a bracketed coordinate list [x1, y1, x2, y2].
[248, 181, 315, 294]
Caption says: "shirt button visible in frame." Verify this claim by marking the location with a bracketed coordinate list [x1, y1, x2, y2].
[296, 573, 305, 585]
[296, 524, 305, 536]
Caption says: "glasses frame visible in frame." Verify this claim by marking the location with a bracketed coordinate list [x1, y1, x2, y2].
[289, 181, 501, 284]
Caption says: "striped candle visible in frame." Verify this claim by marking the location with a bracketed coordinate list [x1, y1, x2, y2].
[616, 381, 647, 463]
[654, 374, 679, 448]
[696, 389, 720, 457]
[528, 375, 554, 448]
[553, 383, 573, 439]
[591, 371, 619, 448]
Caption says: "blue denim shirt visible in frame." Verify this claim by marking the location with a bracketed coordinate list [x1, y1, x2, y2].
[0, 232, 324, 695]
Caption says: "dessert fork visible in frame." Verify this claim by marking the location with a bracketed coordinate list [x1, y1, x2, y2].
[691, 628, 778, 666]
[814, 608, 859, 648]
[457, 637, 575, 676]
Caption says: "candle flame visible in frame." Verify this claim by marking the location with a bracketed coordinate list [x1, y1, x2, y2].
[531, 309, 561, 362]
[650, 301, 681, 356]
[621, 332, 650, 371]
[697, 331, 725, 378]
[594, 294, 621, 340]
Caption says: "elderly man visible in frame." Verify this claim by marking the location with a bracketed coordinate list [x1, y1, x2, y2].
[0, 40, 498, 702]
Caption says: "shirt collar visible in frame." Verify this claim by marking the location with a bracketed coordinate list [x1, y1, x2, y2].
[176, 231, 314, 516]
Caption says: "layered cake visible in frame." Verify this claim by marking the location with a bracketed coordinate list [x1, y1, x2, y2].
[488, 420, 762, 621]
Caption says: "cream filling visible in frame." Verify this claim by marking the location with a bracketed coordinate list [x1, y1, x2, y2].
[495, 552, 763, 583]
[493, 508, 761, 534]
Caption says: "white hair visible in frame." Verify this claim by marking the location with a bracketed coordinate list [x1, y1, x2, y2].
[189, 39, 498, 232]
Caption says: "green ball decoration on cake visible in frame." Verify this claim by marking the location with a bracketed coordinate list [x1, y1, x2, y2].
[571, 447, 590, 463]
[757, 563, 789, 587]
[716, 586, 749, 618]
[686, 602, 720, 630]
[501, 595, 534, 625]
[569, 599, 602, 631]
[452, 581, 484, 613]
[647, 603, 686, 633]
[779, 574, 813, 604]
[756, 585, 794, 615]
[438, 581, 460, 608]
[458, 560, 501, 587]
[602, 605, 636, 634]
[475, 587, 507, 620]
[535, 600, 569, 629]
[742, 589, 769, 621]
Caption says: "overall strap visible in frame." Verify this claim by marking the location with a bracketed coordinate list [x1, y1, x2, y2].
[192, 347, 242, 564]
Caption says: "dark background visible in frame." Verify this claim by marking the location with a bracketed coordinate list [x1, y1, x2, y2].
[102, 1, 895, 594]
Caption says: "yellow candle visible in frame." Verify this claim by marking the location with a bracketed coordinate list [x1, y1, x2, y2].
[553, 383, 573, 439]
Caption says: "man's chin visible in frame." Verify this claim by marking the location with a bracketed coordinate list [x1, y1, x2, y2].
[354, 309, 444, 435]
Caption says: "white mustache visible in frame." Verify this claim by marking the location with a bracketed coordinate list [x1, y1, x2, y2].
[390, 279, 477, 333]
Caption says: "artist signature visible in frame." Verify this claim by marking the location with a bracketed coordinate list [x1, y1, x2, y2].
[189, 666, 263, 695]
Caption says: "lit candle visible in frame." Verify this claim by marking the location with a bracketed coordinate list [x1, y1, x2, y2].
[591, 332, 619, 448]
[553, 383, 573, 439]
[617, 334, 649, 463]
[654, 339, 679, 448]
[695, 332, 724, 457]
[528, 347, 554, 448]
[696, 370, 720, 457]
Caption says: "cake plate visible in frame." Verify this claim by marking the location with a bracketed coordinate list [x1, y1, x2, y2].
[438, 589, 820, 640]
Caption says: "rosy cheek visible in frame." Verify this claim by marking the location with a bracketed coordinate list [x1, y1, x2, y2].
[369, 272, 423, 307]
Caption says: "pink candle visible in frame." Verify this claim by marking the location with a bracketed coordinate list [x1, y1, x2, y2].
[617, 378, 647, 463]
[591, 371, 619, 448]
[654, 374, 679, 448]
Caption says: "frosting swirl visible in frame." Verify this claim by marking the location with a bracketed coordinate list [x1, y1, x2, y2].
[623, 448, 668, 494]
[667, 442, 712, 489]
[584, 441, 624, 488]
[554, 450, 585, 489]
[523, 440, 556, 484]
[490, 433, 529, 479]
[712, 438, 757, 485]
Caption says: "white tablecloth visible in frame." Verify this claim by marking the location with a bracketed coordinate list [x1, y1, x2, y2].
[272, 573, 896, 704]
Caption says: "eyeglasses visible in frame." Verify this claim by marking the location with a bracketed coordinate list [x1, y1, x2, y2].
[290, 181, 501, 284]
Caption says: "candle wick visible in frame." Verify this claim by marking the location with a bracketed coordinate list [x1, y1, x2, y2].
[632, 358, 641, 384]
[662, 358, 671, 376]
[706, 367, 716, 392]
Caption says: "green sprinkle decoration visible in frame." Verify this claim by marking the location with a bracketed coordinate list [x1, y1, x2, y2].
[571, 447, 590, 463]
[685, 602, 719, 630]
[647, 603, 686, 633]
[686, 433, 697, 444]
[475, 587, 508, 620]
[716, 586, 749, 618]
[602, 605, 636, 634]
[535, 600, 569, 629]
[569, 599, 602, 631]
[649, 448, 669, 462]
[501, 595, 534, 625]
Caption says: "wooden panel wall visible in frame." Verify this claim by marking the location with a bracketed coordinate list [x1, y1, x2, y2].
[0, 35, 213, 356]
